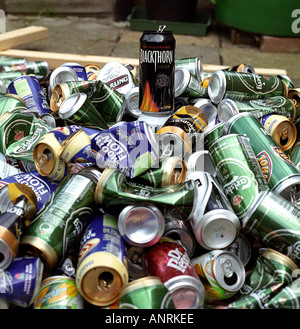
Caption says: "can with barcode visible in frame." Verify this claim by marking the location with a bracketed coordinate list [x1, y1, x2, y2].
[119, 276, 175, 309]
[139, 26, 175, 115]
[142, 237, 205, 309]
[259, 113, 297, 151]
[208, 70, 288, 104]
[8, 75, 51, 116]
[242, 189, 300, 266]
[209, 133, 269, 218]
[76, 212, 128, 306]
[223, 112, 300, 203]
[191, 250, 246, 300]
[19, 167, 100, 273]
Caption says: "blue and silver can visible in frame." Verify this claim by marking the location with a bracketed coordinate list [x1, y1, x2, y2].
[61, 62, 88, 81]
[8, 75, 51, 116]
[76, 213, 128, 307]
[0, 256, 43, 307]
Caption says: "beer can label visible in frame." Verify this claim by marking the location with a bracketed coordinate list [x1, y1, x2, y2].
[139, 30, 175, 114]
[0, 171, 59, 212]
[78, 213, 127, 268]
[0, 257, 43, 307]
[34, 276, 84, 309]
[92, 121, 158, 178]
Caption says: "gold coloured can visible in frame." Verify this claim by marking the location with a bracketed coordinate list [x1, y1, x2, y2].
[85, 63, 101, 81]
[33, 132, 67, 182]
[259, 114, 297, 151]
[76, 213, 128, 306]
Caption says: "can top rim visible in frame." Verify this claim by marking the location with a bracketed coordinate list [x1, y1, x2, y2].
[207, 69, 226, 104]
[175, 67, 190, 97]
[59, 93, 87, 119]
[222, 111, 257, 136]
[49, 66, 79, 91]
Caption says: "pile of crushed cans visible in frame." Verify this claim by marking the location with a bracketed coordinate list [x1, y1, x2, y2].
[0, 27, 300, 310]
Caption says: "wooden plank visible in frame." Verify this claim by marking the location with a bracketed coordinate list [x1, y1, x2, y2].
[0, 48, 287, 76]
[0, 26, 48, 51]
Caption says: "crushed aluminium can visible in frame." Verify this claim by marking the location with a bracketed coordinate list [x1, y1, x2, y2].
[242, 189, 300, 266]
[191, 250, 245, 300]
[0, 183, 37, 270]
[118, 276, 175, 309]
[0, 256, 43, 308]
[19, 167, 101, 273]
[97, 61, 135, 95]
[8, 75, 51, 116]
[76, 213, 128, 307]
[0, 111, 52, 163]
[142, 237, 205, 309]
[187, 171, 240, 250]
[34, 275, 84, 309]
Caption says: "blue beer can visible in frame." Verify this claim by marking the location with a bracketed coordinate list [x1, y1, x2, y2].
[8, 75, 51, 116]
[0, 257, 43, 307]
[0, 170, 59, 212]
[61, 63, 88, 81]
[76, 213, 128, 306]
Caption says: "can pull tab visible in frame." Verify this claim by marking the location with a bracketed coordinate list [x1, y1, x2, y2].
[221, 259, 234, 278]
[157, 25, 166, 32]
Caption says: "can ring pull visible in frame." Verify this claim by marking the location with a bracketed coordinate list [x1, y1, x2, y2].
[157, 25, 166, 32]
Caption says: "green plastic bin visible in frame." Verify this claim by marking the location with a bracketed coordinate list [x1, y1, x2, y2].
[215, 0, 300, 37]
[128, 7, 211, 36]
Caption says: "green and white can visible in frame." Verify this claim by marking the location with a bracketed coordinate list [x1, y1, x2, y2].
[209, 133, 269, 218]
[242, 190, 300, 266]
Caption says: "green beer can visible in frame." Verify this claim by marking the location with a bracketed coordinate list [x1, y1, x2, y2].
[223, 112, 300, 204]
[290, 141, 300, 171]
[175, 56, 203, 83]
[264, 283, 300, 309]
[19, 167, 101, 273]
[242, 190, 300, 266]
[95, 167, 195, 221]
[119, 276, 175, 309]
[218, 96, 297, 122]
[58, 92, 109, 130]
[0, 94, 29, 116]
[208, 70, 288, 104]
[209, 134, 269, 218]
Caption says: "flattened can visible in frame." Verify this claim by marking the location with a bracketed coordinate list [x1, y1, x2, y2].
[259, 113, 297, 151]
[242, 190, 300, 266]
[208, 70, 288, 104]
[142, 237, 205, 309]
[19, 167, 100, 273]
[76, 213, 128, 306]
[191, 250, 245, 300]
[119, 276, 175, 309]
[58, 93, 109, 130]
[34, 275, 84, 309]
[7, 75, 51, 115]
[132, 156, 187, 187]
[139, 26, 175, 114]
[209, 133, 269, 218]
[0, 256, 43, 308]
[223, 112, 300, 203]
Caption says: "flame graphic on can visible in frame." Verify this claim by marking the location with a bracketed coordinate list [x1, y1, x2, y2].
[140, 81, 160, 113]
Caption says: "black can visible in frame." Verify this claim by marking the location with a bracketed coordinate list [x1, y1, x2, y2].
[139, 25, 175, 115]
